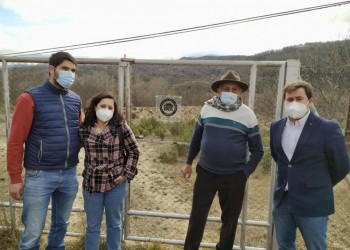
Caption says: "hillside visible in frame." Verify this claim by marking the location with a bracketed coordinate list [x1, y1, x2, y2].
[1, 40, 350, 126]
[181, 40, 350, 64]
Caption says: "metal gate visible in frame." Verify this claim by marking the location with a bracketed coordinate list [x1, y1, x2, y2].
[0, 56, 300, 249]
[119, 58, 300, 250]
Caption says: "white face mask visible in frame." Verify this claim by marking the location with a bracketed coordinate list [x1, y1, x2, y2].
[285, 101, 308, 119]
[55, 70, 75, 89]
[220, 92, 238, 105]
[96, 108, 113, 122]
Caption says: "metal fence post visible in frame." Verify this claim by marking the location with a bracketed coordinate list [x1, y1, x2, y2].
[1, 58, 16, 230]
[269, 59, 301, 250]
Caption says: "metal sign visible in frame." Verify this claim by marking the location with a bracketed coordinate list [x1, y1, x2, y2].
[156, 95, 182, 122]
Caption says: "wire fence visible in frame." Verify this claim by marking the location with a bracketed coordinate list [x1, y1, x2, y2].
[1, 57, 349, 249]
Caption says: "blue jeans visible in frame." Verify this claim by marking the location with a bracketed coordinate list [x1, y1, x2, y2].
[20, 168, 78, 250]
[83, 182, 127, 250]
[272, 192, 328, 250]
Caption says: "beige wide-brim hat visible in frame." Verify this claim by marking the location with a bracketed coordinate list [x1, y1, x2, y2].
[211, 70, 249, 92]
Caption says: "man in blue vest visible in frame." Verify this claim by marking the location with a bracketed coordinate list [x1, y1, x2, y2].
[7, 51, 82, 249]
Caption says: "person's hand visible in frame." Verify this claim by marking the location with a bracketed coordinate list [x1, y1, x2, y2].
[181, 164, 192, 180]
[115, 176, 127, 184]
[9, 183, 23, 200]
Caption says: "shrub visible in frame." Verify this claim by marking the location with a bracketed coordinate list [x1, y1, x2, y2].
[132, 118, 194, 163]
[158, 148, 178, 164]
[131, 117, 167, 138]
[132, 117, 196, 141]
[259, 152, 273, 174]
[169, 118, 196, 142]
[256, 126, 273, 173]
[158, 143, 189, 164]
[0, 208, 21, 249]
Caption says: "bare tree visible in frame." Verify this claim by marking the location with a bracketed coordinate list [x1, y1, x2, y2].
[301, 40, 350, 127]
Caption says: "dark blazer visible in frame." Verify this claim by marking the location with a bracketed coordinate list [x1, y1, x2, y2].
[270, 112, 350, 217]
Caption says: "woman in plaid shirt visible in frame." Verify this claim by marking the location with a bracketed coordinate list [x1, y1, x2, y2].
[79, 92, 140, 250]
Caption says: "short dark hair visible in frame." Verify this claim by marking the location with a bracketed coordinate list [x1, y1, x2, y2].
[49, 51, 77, 67]
[283, 80, 313, 100]
[83, 92, 123, 127]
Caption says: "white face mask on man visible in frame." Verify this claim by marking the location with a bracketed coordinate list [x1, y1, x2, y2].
[285, 101, 308, 119]
[55, 70, 75, 89]
[220, 92, 238, 105]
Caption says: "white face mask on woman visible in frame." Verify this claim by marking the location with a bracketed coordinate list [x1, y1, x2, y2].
[96, 108, 113, 122]
[285, 101, 308, 119]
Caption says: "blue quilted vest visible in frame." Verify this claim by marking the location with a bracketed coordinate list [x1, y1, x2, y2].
[24, 80, 81, 170]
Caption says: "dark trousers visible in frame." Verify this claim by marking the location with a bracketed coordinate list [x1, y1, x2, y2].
[184, 165, 247, 250]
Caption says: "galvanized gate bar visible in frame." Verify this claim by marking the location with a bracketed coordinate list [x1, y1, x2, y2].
[123, 58, 290, 249]
[0, 56, 299, 249]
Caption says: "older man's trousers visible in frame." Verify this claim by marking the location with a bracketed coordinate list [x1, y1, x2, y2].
[184, 165, 247, 250]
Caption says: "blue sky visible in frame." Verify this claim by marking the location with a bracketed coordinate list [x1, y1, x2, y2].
[0, 7, 22, 26]
[0, 0, 350, 59]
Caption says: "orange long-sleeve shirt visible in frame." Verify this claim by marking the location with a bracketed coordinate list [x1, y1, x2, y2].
[7, 93, 34, 184]
[6, 93, 82, 184]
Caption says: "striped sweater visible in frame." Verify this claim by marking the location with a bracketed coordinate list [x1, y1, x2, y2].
[186, 103, 264, 176]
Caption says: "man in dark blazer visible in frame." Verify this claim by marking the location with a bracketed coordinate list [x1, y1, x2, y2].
[270, 80, 350, 250]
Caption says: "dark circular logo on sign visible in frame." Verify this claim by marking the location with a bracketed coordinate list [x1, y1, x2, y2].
[160, 98, 177, 116]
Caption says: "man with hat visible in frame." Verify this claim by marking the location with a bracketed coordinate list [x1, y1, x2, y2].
[181, 70, 264, 250]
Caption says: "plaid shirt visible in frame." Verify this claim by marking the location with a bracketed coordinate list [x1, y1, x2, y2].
[79, 121, 139, 193]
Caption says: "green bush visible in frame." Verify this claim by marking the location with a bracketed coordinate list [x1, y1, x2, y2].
[158, 143, 189, 164]
[172, 143, 189, 157]
[257, 127, 273, 173]
[158, 150, 178, 164]
[259, 151, 273, 173]
[131, 112, 138, 119]
[0, 208, 22, 249]
[169, 118, 196, 142]
[131, 117, 167, 138]
[131, 117, 196, 141]
[132, 117, 194, 163]
[153, 127, 166, 140]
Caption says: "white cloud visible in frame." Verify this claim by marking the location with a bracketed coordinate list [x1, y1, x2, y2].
[0, 0, 350, 58]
